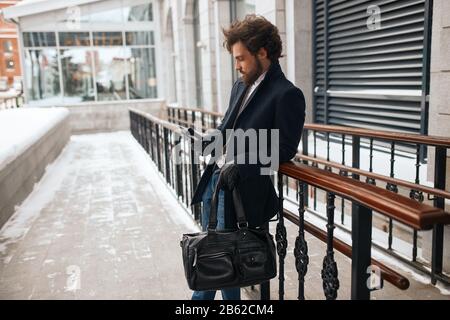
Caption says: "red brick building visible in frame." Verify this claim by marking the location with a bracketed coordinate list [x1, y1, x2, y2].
[0, 0, 21, 90]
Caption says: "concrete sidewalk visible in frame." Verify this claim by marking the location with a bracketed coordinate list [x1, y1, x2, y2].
[0, 131, 200, 299]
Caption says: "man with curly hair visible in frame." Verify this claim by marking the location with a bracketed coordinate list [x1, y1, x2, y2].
[191, 14, 306, 300]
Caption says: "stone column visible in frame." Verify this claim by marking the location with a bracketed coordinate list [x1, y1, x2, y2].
[254, 0, 287, 71]
[425, 0, 450, 272]
[213, 0, 233, 113]
[285, 0, 313, 124]
[197, 0, 217, 111]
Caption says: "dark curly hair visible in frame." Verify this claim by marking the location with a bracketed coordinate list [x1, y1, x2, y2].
[222, 14, 283, 62]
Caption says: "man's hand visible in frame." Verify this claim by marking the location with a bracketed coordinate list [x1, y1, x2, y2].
[219, 164, 240, 190]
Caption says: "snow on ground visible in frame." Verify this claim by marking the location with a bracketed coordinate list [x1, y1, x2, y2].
[0, 130, 199, 257]
[0, 107, 69, 172]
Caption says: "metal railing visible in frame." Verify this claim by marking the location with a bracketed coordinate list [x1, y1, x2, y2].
[166, 105, 450, 286]
[130, 107, 450, 299]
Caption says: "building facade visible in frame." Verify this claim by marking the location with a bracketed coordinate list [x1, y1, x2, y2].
[0, 0, 22, 90]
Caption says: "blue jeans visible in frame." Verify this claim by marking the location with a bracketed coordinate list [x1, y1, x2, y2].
[191, 170, 241, 300]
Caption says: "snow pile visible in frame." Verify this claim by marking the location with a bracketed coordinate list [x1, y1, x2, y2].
[0, 107, 69, 172]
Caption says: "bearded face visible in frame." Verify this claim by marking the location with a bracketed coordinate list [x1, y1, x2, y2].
[232, 41, 265, 86]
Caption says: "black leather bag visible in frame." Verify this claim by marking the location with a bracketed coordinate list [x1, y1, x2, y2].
[180, 177, 277, 291]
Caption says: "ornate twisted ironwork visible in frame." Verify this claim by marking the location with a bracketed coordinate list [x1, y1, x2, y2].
[339, 169, 348, 177]
[294, 236, 309, 279]
[410, 189, 424, 202]
[276, 223, 287, 259]
[386, 182, 398, 193]
[321, 252, 340, 300]
[295, 182, 309, 300]
[321, 192, 339, 300]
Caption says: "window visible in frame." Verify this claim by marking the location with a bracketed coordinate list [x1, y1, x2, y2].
[90, 7, 123, 23]
[125, 31, 154, 46]
[93, 48, 127, 100]
[59, 32, 91, 47]
[124, 3, 153, 22]
[60, 49, 95, 102]
[22, 1, 158, 104]
[93, 32, 123, 46]
[124, 47, 157, 99]
[24, 49, 61, 102]
[3, 40, 13, 53]
[23, 32, 57, 47]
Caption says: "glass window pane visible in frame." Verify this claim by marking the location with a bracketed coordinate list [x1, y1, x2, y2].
[59, 32, 91, 47]
[124, 47, 157, 99]
[93, 32, 123, 46]
[90, 7, 123, 23]
[125, 31, 154, 46]
[93, 48, 127, 101]
[23, 32, 57, 47]
[24, 49, 61, 103]
[124, 3, 153, 22]
[60, 49, 95, 102]
[3, 40, 13, 52]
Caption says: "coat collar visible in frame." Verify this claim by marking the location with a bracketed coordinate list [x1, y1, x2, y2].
[222, 60, 283, 129]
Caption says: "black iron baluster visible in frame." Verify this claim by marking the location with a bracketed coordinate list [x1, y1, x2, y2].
[201, 113, 205, 132]
[366, 138, 376, 185]
[212, 115, 217, 129]
[169, 130, 175, 189]
[163, 128, 171, 184]
[191, 111, 196, 131]
[294, 182, 309, 300]
[175, 134, 183, 200]
[386, 141, 397, 251]
[431, 146, 446, 285]
[155, 124, 162, 172]
[410, 144, 424, 262]
[339, 134, 347, 225]
[302, 129, 309, 207]
[190, 134, 200, 221]
[325, 132, 332, 171]
[144, 118, 149, 153]
[149, 121, 154, 162]
[276, 172, 288, 300]
[313, 131, 318, 211]
[321, 192, 339, 300]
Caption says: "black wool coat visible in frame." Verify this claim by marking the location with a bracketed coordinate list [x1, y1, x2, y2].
[191, 61, 306, 229]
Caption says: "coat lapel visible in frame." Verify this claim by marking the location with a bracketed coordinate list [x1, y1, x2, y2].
[221, 81, 248, 130]
[232, 62, 284, 126]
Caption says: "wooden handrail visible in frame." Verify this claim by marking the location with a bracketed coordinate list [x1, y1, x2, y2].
[304, 124, 450, 148]
[130, 107, 184, 134]
[283, 209, 410, 290]
[279, 162, 450, 230]
[296, 154, 450, 200]
[166, 104, 223, 118]
[166, 106, 450, 148]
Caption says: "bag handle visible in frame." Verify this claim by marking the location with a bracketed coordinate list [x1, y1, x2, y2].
[208, 171, 248, 231]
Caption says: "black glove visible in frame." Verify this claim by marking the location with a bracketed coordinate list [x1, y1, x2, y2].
[219, 164, 240, 190]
